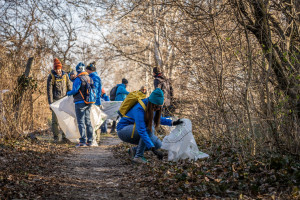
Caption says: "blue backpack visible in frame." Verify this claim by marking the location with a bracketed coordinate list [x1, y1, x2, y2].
[78, 75, 96, 104]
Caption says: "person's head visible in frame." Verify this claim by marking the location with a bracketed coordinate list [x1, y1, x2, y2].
[153, 66, 161, 76]
[101, 88, 105, 95]
[76, 62, 85, 73]
[122, 78, 128, 86]
[86, 62, 96, 74]
[145, 88, 164, 132]
[140, 86, 147, 94]
[69, 70, 76, 80]
[53, 58, 62, 76]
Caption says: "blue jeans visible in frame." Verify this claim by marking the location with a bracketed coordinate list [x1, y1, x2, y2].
[100, 120, 107, 133]
[75, 103, 93, 144]
[117, 124, 162, 158]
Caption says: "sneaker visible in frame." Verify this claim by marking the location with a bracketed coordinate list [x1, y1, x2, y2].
[86, 143, 92, 147]
[75, 143, 87, 148]
[128, 147, 136, 158]
[133, 157, 148, 164]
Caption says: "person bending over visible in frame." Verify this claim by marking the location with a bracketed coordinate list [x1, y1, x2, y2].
[116, 88, 183, 163]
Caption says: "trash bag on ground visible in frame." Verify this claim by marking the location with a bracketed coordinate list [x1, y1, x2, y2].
[161, 118, 209, 161]
[50, 96, 107, 145]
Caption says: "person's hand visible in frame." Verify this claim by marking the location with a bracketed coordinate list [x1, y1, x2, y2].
[151, 147, 164, 160]
[172, 119, 183, 126]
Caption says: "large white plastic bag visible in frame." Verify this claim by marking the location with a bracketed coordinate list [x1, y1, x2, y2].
[58, 95, 76, 118]
[161, 118, 209, 161]
[100, 101, 122, 120]
[50, 96, 106, 145]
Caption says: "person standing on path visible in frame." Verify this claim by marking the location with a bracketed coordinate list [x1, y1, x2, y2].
[111, 78, 130, 134]
[115, 78, 129, 101]
[47, 58, 72, 143]
[101, 88, 110, 102]
[67, 62, 94, 147]
[153, 67, 174, 117]
[86, 62, 102, 144]
[116, 88, 183, 163]
[86, 62, 102, 107]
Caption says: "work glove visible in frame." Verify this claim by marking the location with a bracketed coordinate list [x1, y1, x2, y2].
[172, 119, 183, 126]
[151, 147, 164, 160]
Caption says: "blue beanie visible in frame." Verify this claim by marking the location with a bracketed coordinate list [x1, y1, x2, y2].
[149, 88, 164, 105]
[76, 62, 85, 73]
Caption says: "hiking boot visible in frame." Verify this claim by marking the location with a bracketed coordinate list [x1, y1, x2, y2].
[128, 147, 136, 158]
[133, 157, 148, 164]
[75, 143, 87, 148]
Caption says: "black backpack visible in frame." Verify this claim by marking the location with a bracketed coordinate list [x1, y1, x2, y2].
[109, 85, 118, 101]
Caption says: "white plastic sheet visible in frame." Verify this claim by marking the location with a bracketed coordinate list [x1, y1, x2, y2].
[100, 101, 122, 120]
[161, 118, 209, 161]
[50, 96, 107, 145]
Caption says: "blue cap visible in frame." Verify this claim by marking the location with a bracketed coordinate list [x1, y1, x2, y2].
[76, 62, 85, 73]
[149, 88, 164, 105]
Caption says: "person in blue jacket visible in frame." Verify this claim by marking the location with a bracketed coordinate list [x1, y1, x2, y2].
[67, 62, 94, 147]
[101, 88, 110, 101]
[116, 88, 183, 163]
[115, 78, 129, 101]
[86, 62, 102, 106]
[110, 78, 129, 133]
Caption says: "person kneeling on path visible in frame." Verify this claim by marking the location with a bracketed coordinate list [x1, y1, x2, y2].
[67, 62, 94, 147]
[116, 88, 183, 164]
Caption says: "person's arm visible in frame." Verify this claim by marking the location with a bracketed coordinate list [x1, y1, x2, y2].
[160, 116, 172, 126]
[47, 74, 53, 104]
[67, 78, 81, 96]
[66, 74, 72, 92]
[134, 107, 155, 149]
[98, 77, 102, 105]
[93, 76, 101, 105]
[118, 86, 129, 95]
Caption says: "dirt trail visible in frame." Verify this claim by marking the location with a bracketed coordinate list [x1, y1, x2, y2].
[51, 136, 150, 200]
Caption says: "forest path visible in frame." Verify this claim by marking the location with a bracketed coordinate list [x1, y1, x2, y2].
[52, 136, 149, 200]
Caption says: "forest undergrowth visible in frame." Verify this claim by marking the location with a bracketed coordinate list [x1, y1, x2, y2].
[0, 129, 299, 199]
[113, 138, 300, 199]
[0, 131, 70, 199]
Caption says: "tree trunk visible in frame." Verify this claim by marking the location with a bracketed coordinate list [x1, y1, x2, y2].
[14, 57, 34, 120]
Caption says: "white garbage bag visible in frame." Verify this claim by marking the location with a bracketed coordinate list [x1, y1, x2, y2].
[100, 101, 122, 120]
[161, 118, 209, 161]
[50, 96, 107, 145]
